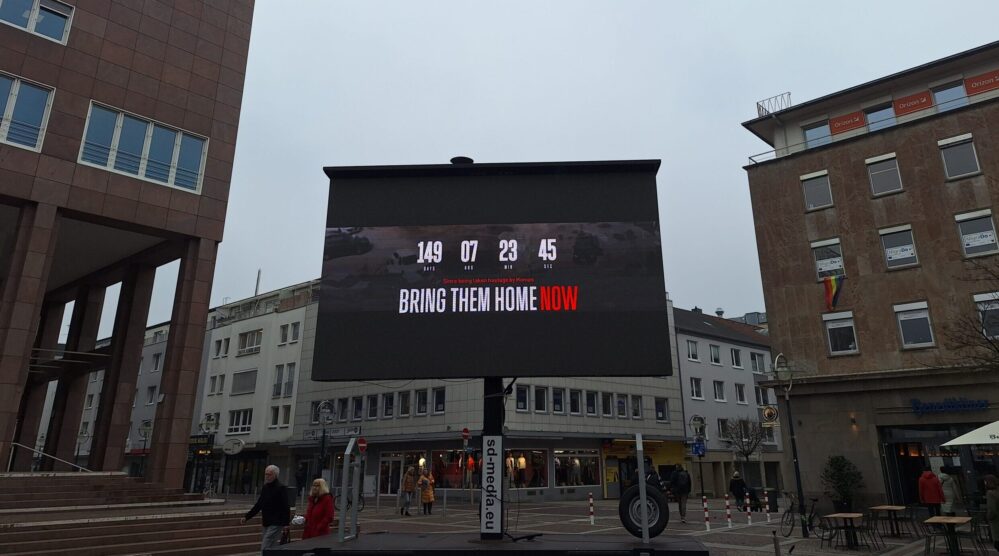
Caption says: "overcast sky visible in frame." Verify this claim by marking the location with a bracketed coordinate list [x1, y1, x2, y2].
[108, 0, 999, 336]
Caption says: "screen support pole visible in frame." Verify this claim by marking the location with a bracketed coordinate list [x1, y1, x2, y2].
[480, 376, 504, 540]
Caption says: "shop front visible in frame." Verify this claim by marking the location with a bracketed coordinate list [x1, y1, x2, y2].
[601, 439, 686, 498]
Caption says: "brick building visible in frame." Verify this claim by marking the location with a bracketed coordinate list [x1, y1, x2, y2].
[0, 0, 253, 488]
[743, 41, 999, 506]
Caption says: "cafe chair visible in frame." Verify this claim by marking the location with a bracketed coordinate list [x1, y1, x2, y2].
[909, 509, 945, 556]
[858, 512, 883, 550]
[815, 516, 840, 549]
[955, 514, 989, 556]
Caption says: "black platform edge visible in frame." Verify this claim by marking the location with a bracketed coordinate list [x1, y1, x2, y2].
[265, 532, 709, 555]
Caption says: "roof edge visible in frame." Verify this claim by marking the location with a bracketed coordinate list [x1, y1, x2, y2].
[324, 159, 662, 180]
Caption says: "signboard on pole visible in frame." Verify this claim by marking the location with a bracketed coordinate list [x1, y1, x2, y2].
[480, 435, 503, 535]
[692, 439, 706, 457]
[357, 437, 367, 454]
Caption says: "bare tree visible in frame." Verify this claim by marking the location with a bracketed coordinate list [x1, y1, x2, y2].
[938, 256, 999, 372]
[722, 418, 767, 477]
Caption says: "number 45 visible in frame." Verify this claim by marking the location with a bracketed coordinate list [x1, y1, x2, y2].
[538, 238, 557, 261]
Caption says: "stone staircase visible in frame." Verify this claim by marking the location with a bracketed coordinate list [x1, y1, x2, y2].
[0, 472, 208, 513]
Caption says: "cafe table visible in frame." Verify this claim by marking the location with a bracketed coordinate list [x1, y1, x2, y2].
[869, 505, 906, 537]
[825, 513, 864, 549]
[924, 515, 972, 556]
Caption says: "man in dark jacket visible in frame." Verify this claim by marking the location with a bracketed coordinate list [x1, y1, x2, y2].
[672, 464, 692, 523]
[241, 465, 291, 551]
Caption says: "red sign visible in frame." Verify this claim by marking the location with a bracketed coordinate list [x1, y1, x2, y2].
[894, 91, 933, 116]
[462, 427, 470, 441]
[829, 110, 865, 135]
[357, 437, 367, 454]
[965, 69, 999, 96]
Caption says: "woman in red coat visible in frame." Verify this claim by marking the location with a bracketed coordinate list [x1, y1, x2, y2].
[303, 478, 334, 539]
[918, 467, 945, 517]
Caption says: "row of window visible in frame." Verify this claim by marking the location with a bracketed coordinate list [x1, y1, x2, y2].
[213, 323, 303, 359]
[812, 208, 999, 281]
[0, 71, 208, 192]
[310, 388, 448, 424]
[207, 361, 298, 399]
[685, 341, 767, 371]
[689, 378, 769, 405]
[802, 133, 981, 212]
[513, 385, 671, 422]
[822, 299, 949, 355]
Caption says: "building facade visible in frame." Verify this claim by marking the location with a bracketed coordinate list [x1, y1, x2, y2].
[0, 0, 254, 488]
[743, 41, 999, 508]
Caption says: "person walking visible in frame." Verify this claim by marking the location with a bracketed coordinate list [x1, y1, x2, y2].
[918, 467, 945, 517]
[241, 465, 291, 552]
[939, 466, 962, 516]
[983, 475, 999, 552]
[302, 478, 334, 540]
[295, 463, 308, 498]
[672, 464, 692, 524]
[729, 471, 748, 510]
[401, 466, 416, 516]
[419, 470, 436, 515]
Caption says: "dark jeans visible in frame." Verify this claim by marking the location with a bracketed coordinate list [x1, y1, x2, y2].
[925, 503, 941, 517]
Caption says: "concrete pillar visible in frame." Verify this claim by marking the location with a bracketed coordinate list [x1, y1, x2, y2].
[10, 302, 64, 470]
[0, 204, 59, 470]
[89, 265, 155, 471]
[146, 239, 216, 487]
[42, 286, 104, 470]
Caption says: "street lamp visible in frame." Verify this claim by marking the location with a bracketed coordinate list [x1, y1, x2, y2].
[317, 400, 335, 480]
[771, 352, 808, 538]
[194, 415, 218, 493]
[688, 415, 707, 498]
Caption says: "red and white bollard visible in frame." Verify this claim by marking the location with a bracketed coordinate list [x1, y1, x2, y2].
[725, 493, 732, 528]
[588, 492, 594, 525]
[764, 491, 771, 523]
[745, 493, 752, 525]
[702, 495, 710, 531]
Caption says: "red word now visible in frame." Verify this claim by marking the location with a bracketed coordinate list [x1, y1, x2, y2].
[538, 286, 578, 311]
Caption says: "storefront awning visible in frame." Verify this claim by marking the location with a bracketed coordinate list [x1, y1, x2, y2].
[942, 420, 999, 446]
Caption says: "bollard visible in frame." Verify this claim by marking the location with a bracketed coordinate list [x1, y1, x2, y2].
[702, 495, 710, 531]
[589, 492, 594, 525]
[745, 492, 752, 525]
[764, 490, 771, 523]
[725, 493, 732, 528]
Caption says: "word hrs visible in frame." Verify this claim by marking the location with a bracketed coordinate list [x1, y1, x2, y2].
[398, 285, 579, 314]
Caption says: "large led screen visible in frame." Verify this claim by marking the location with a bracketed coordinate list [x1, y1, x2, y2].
[315, 160, 670, 380]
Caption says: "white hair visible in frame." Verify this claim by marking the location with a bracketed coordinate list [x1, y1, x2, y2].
[266, 464, 280, 475]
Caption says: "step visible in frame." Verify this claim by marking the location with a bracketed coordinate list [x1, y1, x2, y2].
[0, 516, 244, 542]
[2, 498, 222, 515]
[0, 493, 201, 510]
[0, 472, 127, 479]
[0, 510, 246, 533]
[0, 523, 260, 553]
[0, 488, 184, 500]
[5, 531, 263, 556]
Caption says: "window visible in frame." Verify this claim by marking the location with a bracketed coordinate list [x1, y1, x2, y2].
[731, 348, 742, 368]
[866, 153, 903, 195]
[336, 398, 348, 422]
[398, 391, 410, 416]
[800, 171, 833, 211]
[938, 134, 980, 179]
[237, 330, 262, 355]
[824, 311, 859, 355]
[654, 398, 668, 422]
[717, 418, 730, 439]
[516, 385, 528, 411]
[310, 401, 321, 424]
[880, 225, 917, 268]
[631, 395, 642, 419]
[281, 405, 291, 427]
[416, 389, 428, 415]
[146, 385, 156, 405]
[269, 406, 279, 427]
[367, 394, 378, 419]
[534, 386, 548, 413]
[433, 387, 445, 413]
[0, 0, 71, 42]
[569, 390, 582, 415]
[585, 391, 597, 416]
[755, 386, 770, 406]
[750, 352, 766, 373]
[283, 363, 294, 397]
[974, 293, 999, 339]
[208, 376, 217, 395]
[553, 449, 601, 487]
[803, 121, 831, 149]
[933, 81, 968, 112]
[616, 394, 627, 417]
[383, 392, 394, 417]
[227, 409, 252, 434]
[217, 374, 225, 394]
[601, 392, 612, 416]
[351, 396, 363, 420]
[713, 380, 725, 402]
[735, 383, 747, 404]
[763, 426, 776, 443]
[865, 104, 896, 132]
[709, 344, 721, 364]
[812, 238, 844, 279]
[686, 340, 699, 361]
[291, 322, 300, 341]
[279, 324, 288, 344]
[895, 302, 935, 348]
[231, 369, 257, 395]
[152, 352, 161, 371]
[552, 388, 565, 414]
[79, 103, 208, 191]
[213, 339, 222, 358]
[956, 210, 999, 257]
[690, 377, 703, 399]
[80, 421, 89, 435]
[272, 365, 284, 398]
[222, 338, 230, 356]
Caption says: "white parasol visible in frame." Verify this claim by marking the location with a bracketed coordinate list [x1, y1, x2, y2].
[941, 421, 999, 446]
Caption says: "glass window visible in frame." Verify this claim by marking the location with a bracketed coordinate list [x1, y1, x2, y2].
[690, 377, 703, 399]
[291, 322, 300, 341]
[281, 405, 291, 426]
[367, 394, 378, 419]
[554, 449, 600, 487]
[0, 0, 31, 27]
[336, 398, 348, 422]
[144, 125, 176, 183]
[271, 364, 284, 398]
[569, 390, 581, 415]
[82, 104, 117, 165]
[585, 391, 597, 415]
[34, 0, 71, 41]
[868, 157, 903, 195]
[601, 392, 612, 416]
[552, 388, 565, 414]
[813, 240, 844, 279]
[731, 348, 742, 368]
[881, 227, 918, 268]
[802, 174, 833, 210]
[709, 344, 721, 364]
[717, 418, 730, 439]
[896, 305, 935, 348]
[279, 324, 288, 344]
[803, 121, 831, 148]
[416, 390, 428, 415]
[432, 449, 481, 489]
[398, 391, 410, 416]
[654, 398, 668, 421]
[227, 409, 252, 434]
[713, 380, 725, 401]
[114, 115, 147, 174]
[735, 383, 747, 403]
[217, 374, 224, 393]
[310, 401, 321, 424]
[0, 76, 11, 128]
[534, 386, 548, 413]
[825, 314, 858, 355]
[351, 396, 363, 420]
[507, 449, 548, 489]
[686, 340, 698, 360]
[933, 82, 968, 112]
[940, 140, 980, 178]
[7, 81, 51, 148]
[976, 295, 999, 338]
[383, 393, 394, 417]
[957, 215, 999, 257]
[616, 394, 627, 417]
[230, 370, 257, 395]
[516, 385, 528, 411]
[631, 395, 641, 418]
[269, 406, 279, 427]
[865, 104, 896, 132]
[433, 387, 445, 413]
[208, 376, 217, 395]
[175, 134, 206, 190]
[755, 386, 770, 406]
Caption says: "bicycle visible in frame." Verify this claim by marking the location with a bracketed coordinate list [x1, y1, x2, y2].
[203, 479, 218, 498]
[333, 489, 365, 512]
[780, 491, 818, 537]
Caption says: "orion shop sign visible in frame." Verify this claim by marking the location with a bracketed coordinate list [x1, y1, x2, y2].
[911, 398, 988, 416]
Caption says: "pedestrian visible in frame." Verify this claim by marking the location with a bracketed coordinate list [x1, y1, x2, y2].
[295, 463, 308, 497]
[672, 464, 692, 524]
[983, 475, 999, 551]
[939, 466, 962, 516]
[303, 478, 334, 540]
[918, 466, 945, 517]
[401, 466, 416, 516]
[240, 464, 291, 552]
[729, 471, 748, 510]
[419, 470, 436, 515]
